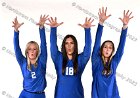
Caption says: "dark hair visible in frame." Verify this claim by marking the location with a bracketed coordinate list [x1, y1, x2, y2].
[100, 40, 115, 56]
[61, 35, 78, 75]
[100, 40, 115, 76]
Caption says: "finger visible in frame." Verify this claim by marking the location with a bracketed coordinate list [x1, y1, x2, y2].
[98, 12, 100, 16]
[46, 15, 49, 18]
[99, 8, 101, 15]
[85, 17, 88, 22]
[44, 15, 48, 21]
[45, 15, 49, 19]
[36, 22, 41, 25]
[102, 7, 104, 14]
[50, 17, 54, 22]
[105, 7, 107, 16]
[78, 24, 84, 28]
[40, 15, 42, 19]
[12, 21, 15, 25]
[90, 19, 94, 23]
[107, 14, 111, 18]
[21, 22, 24, 26]
[123, 10, 125, 18]
[91, 25, 95, 27]
[88, 17, 91, 22]
[128, 12, 132, 17]
[59, 22, 64, 26]
[15, 16, 17, 21]
[43, 15, 45, 18]
[55, 17, 57, 22]
[48, 18, 52, 23]
[129, 16, 134, 20]
[119, 18, 123, 22]
[44, 18, 47, 21]
[12, 22, 15, 27]
[126, 10, 129, 16]
[45, 23, 51, 25]
[15, 17, 18, 24]
[14, 17, 16, 23]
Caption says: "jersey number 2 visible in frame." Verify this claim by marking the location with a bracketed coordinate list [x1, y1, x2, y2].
[31, 72, 36, 78]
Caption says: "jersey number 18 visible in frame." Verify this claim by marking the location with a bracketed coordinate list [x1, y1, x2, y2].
[66, 67, 74, 75]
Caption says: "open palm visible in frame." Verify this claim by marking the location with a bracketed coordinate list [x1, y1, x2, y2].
[12, 17, 24, 31]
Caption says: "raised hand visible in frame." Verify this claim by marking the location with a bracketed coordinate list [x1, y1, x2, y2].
[98, 7, 111, 24]
[12, 17, 24, 32]
[119, 10, 133, 28]
[36, 15, 49, 28]
[78, 17, 95, 28]
[46, 17, 63, 27]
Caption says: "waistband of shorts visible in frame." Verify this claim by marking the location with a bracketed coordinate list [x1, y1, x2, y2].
[24, 89, 45, 94]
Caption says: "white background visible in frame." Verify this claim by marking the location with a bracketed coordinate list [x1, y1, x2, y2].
[0, 0, 140, 98]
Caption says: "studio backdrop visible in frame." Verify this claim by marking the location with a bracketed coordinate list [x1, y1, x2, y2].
[0, 0, 140, 98]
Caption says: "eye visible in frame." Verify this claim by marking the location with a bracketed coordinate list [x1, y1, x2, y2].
[65, 42, 68, 45]
[70, 42, 74, 44]
[109, 47, 112, 49]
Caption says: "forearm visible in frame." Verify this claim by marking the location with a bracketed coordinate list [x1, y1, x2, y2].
[92, 24, 103, 54]
[13, 31, 24, 64]
[50, 27, 59, 60]
[84, 28, 91, 56]
[39, 26, 47, 47]
[115, 27, 127, 57]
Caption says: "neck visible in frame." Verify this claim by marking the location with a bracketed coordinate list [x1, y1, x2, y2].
[67, 54, 72, 60]
[30, 59, 36, 64]
[104, 57, 109, 63]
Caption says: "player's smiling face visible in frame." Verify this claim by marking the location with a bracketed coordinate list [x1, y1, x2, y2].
[27, 43, 38, 60]
[65, 37, 74, 56]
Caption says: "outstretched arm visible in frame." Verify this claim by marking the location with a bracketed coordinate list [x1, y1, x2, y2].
[114, 10, 133, 65]
[46, 17, 63, 63]
[13, 17, 25, 66]
[92, 7, 111, 56]
[36, 15, 49, 67]
[92, 7, 111, 71]
[78, 17, 94, 67]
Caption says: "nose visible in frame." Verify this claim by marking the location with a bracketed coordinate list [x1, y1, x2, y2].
[107, 47, 110, 51]
[68, 44, 71, 48]
[31, 49, 34, 53]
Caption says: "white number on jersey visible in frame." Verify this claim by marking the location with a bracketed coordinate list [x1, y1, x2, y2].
[31, 72, 36, 78]
[66, 67, 74, 75]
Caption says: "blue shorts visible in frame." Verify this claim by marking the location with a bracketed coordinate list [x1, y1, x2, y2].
[19, 89, 46, 98]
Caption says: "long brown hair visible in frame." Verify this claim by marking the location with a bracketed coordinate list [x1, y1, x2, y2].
[100, 40, 115, 76]
[25, 41, 40, 71]
[61, 35, 78, 75]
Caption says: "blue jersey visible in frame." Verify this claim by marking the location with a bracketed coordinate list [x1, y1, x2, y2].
[14, 27, 47, 92]
[50, 27, 91, 98]
[91, 24, 127, 98]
